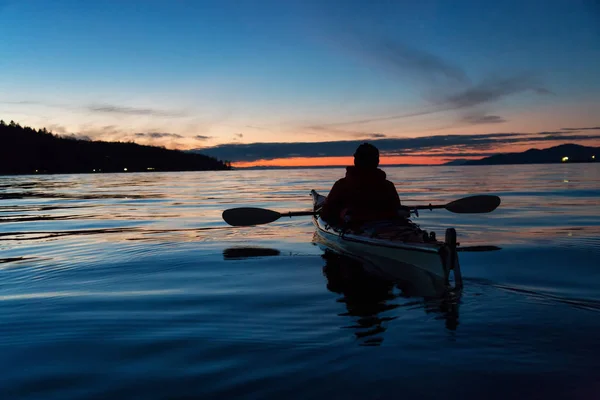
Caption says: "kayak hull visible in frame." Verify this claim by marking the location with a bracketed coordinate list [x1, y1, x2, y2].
[310, 190, 461, 290]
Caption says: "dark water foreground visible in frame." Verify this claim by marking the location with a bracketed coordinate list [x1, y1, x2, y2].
[1, 165, 599, 399]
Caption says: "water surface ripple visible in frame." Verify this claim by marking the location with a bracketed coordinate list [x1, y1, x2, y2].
[1, 164, 599, 399]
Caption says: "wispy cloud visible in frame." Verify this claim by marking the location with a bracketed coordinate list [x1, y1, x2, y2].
[537, 131, 572, 135]
[356, 38, 469, 85]
[439, 75, 549, 109]
[307, 125, 386, 139]
[245, 125, 271, 131]
[2, 99, 186, 118]
[134, 132, 184, 139]
[316, 27, 551, 128]
[194, 135, 212, 140]
[87, 104, 185, 117]
[231, 133, 244, 142]
[46, 124, 70, 135]
[0, 99, 73, 110]
[67, 126, 194, 149]
[79, 125, 123, 137]
[461, 114, 507, 125]
[561, 126, 600, 131]
[329, 73, 550, 128]
[0, 100, 43, 105]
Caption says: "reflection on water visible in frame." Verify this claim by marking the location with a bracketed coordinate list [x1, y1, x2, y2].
[1, 165, 600, 399]
[221, 245, 460, 345]
[321, 250, 460, 345]
[223, 247, 281, 260]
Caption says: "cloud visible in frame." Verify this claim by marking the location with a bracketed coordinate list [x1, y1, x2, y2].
[0, 99, 73, 110]
[69, 126, 191, 149]
[87, 104, 184, 117]
[246, 125, 270, 131]
[357, 38, 469, 85]
[317, 29, 551, 127]
[462, 114, 507, 125]
[193, 131, 600, 162]
[537, 131, 573, 135]
[307, 125, 386, 138]
[0, 100, 42, 105]
[1, 99, 187, 118]
[46, 124, 69, 135]
[79, 125, 123, 137]
[235, 133, 244, 138]
[561, 126, 600, 131]
[328, 73, 550, 127]
[439, 75, 549, 109]
[194, 135, 212, 140]
[134, 132, 184, 139]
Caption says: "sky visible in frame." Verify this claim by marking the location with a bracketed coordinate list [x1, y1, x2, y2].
[1, 0, 599, 166]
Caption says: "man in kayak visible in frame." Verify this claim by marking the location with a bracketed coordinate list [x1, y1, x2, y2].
[320, 142, 407, 227]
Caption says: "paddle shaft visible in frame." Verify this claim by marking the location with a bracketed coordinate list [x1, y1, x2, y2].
[283, 211, 316, 218]
[413, 204, 445, 211]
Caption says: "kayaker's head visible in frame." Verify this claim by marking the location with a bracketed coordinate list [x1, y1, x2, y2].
[353, 143, 379, 169]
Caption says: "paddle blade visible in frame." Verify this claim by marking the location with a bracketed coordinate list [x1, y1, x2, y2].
[223, 247, 281, 259]
[457, 245, 502, 252]
[222, 207, 281, 226]
[445, 195, 501, 214]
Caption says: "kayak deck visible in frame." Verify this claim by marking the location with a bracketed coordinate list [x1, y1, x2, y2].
[310, 190, 462, 289]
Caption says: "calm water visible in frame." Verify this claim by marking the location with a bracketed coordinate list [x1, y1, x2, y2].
[1, 165, 599, 399]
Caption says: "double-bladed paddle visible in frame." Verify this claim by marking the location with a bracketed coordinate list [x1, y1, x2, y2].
[222, 194, 501, 227]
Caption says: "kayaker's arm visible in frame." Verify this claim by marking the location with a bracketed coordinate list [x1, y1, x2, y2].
[320, 180, 345, 224]
[388, 181, 401, 207]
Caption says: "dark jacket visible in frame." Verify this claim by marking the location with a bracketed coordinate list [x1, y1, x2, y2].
[320, 166, 401, 225]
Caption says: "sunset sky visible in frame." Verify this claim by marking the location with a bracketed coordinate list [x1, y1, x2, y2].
[1, 0, 599, 166]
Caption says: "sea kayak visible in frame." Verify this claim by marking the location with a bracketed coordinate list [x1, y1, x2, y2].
[310, 190, 462, 289]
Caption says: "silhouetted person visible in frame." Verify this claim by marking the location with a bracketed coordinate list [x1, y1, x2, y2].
[320, 143, 404, 226]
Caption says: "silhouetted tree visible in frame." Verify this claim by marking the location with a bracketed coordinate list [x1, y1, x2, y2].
[0, 119, 232, 174]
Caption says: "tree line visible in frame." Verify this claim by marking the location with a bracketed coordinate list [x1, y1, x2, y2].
[0, 120, 231, 174]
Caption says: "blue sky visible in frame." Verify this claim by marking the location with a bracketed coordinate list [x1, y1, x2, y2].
[1, 0, 599, 162]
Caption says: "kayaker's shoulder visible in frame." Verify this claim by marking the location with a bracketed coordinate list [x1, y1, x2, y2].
[331, 176, 347, 185]
[384, 177, 397, 187]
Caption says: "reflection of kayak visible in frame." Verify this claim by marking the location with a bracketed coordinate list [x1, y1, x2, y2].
[310, 190, 462, 289]
[320, 250, 460, 343]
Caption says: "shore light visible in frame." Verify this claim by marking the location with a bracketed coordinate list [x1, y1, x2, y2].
[561, 156, 569, 162]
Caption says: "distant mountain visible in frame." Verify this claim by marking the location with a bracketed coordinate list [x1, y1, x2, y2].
[443, 159, 469, 166]
[464, 144, 598, 166]
[0, 120, 231, 175]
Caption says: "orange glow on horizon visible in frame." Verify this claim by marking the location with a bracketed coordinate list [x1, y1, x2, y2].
[231, 139, 600, 168]
[232, 155, 478, 168]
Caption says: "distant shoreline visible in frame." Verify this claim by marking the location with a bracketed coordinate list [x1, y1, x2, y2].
[1, 120, 231, 175]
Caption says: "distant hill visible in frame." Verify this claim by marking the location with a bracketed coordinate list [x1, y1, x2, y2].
[464, 144, 598, 166]
[0, 120, 231, 175]
[443, 159, 469, 166]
